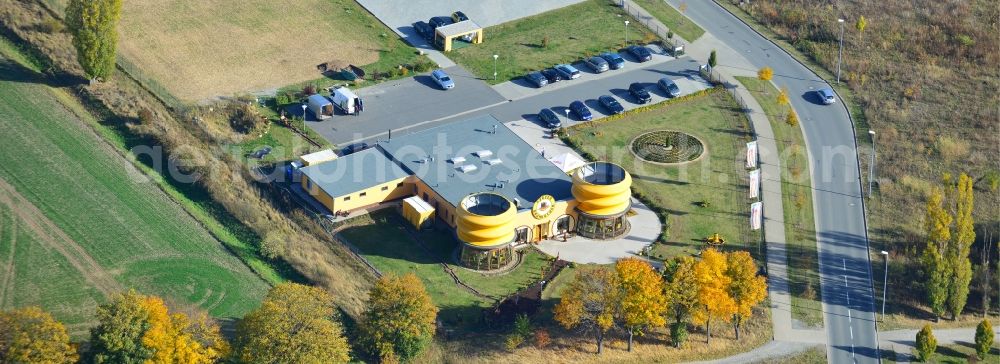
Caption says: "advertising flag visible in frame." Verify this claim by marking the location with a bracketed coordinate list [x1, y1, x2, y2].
[750, 201, 763, 230]
[746, 141, 758, 168]
[749, 169, 761, 199]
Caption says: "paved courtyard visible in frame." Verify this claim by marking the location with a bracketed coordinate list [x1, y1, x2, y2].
[536, 198, 661, 264]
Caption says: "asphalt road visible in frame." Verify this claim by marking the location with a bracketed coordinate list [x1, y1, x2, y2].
[670, 1, 879, 362]
[345, 55, 708, 145]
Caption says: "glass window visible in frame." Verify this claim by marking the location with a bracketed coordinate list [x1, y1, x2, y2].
[344, 196, 351, 201]
[360, 192, 367, 197]
[381, 186, 389, 191]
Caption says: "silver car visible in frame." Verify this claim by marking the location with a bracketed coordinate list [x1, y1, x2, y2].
[583, 56, 609, 73]
[816, 88, 836, 104]
[431, 69, 455, 90]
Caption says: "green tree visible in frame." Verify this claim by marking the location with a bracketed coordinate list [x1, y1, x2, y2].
[615, 258, 667, 352]
[946, 173, 975, 318]
[0, 307, 77, 363]
[233, 283, 351, 364]
[89, 291, 156, 363]
[855, 16, 867, 44]
[725, 251, 768, 340]
[554, 267, 618, 354]
[922, 188, 952, 320]
[664, 257, 699, 347]
[65, 0, 122, 82]
[915, 324, 937, 362]
[708, 50, 717, 68]
[359, 273, 438, 362]
[974, 320, 994, 359]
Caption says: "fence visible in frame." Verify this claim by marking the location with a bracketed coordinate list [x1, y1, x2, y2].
[618, 0, 681, 46]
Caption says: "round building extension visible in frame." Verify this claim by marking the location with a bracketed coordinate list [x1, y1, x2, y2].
[455, 192, 517, 271]
[572, 162, 632, 240]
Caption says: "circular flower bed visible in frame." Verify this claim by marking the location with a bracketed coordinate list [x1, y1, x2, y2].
[630, 130, 705, 164]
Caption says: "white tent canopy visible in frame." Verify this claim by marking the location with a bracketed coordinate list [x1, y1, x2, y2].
[548, 152, 586, 173]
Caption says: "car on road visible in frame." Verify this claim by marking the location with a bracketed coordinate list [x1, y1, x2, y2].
[541, 68, 563, 83]
[583, 56, 609, 73]
[569, 100, 592, 121]
[816, 88, 836, 104]
[657, 78, 681, 97]
[554, 64, 581, 79]
[598, 95, 624, 114]
[413, 21, 433, 40]
[451, 11, 469, 22]
[525, 71, 548, 88]
[428, 16, 454, 30]
[599, 52, 625, 70]
[628, 82, 652, 104]
[341, 142, 370, 156]
[627, 45, 653, 62]
[431, 69, 455, 90]
[538, 109, 561, 128]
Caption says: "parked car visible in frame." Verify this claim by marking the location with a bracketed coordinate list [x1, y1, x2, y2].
[627, 45, 653, 62]
[816, 88, 836, 104]
[554, 64, 581, 79]
[451, 11, 469, 22]
[429, 16, 454, 30]
[341, 142, 370, 156]
[657, 78, 681, 97]
[583, 56, 609, 73]
[541, 68, 564, 83]
[538, 108, 561, 128]
[599, 52, 625, 70]
[524, 71, 548, 88]
[569, 100, 592, 121]
[598, 95, 624, 114]
[413, 21, 433, 40]
[628, 82, 652, 104]
[431, 69, 455, 90]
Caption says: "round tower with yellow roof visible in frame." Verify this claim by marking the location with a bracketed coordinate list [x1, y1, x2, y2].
[456, 192, 517, 270]
[572, 162, 632, 239]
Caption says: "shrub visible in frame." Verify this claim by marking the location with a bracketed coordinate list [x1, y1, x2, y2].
[512, 314, 531, 339]
[670, 322, 688, 348]
[981, 170, 1000, 192]
[785, 111, 799, 127]
[934, 136, 969, 161]
[38, 19, 65, 33]
[975, 320, 993, 359]
[915, 324, 936, 362]
[542, 36, 549, 48]
[229, 103, 267, 135]
[533, 329, 551, 349]
[302, 85, 316, 95]
[504, 334, 524, 352]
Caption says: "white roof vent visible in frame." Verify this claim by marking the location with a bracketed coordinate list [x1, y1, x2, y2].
[449, 156, 466, 164]
[474, 150, 493, 158]
[484, 158, 503, 165]
[458, 164, 478, 173]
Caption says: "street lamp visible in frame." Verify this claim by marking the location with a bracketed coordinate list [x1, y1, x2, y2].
[493, 54, 499, 81]
[836, 18, 845, 84]
[868, 130, 876, 198]
[301, 104, 307, 121]
[564, 108, 570, 121]
[880, 250, 889, 322]
[624, 20, 630, 46]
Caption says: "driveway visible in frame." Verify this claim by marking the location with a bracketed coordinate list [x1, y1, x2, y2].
[356, 0, 585, 67]
[304, 65, 506, 145]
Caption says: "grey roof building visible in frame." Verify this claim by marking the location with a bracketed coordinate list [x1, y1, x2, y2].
[298, 147, 410, 198]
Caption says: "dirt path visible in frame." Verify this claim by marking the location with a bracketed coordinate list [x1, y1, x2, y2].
[0, 177, 122, 295]
[0, 212, 16, 307]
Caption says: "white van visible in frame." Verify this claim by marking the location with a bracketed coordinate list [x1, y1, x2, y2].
[329, 86, 363, 115]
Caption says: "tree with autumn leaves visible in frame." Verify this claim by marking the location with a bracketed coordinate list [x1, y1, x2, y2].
[555, 250, 767, 353]
[359, 273, 439, 363]
[0, 307, 77, 363]
[922, 173, 977, 320]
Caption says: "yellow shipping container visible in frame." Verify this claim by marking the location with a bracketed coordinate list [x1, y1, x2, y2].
[401, 196, 435, 230]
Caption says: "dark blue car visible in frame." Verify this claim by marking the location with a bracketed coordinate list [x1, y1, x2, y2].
[627, 45, 653, 62]
[569, 101, 592, 121]
[599, 52, 625, 70]
[598, 95, 624, 114]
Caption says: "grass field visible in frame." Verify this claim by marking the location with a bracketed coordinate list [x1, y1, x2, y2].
[448, 0, 658, 84]
[339, 210, 550, 329]
[0, 53, 268, 336]
[563, 89, 763, 261]
[884, 344, 999, 364]
[753, 346, 826, 364]
[738, 77, 823, 328]
[44, 0, 423, 102]
[631, 0, 705, 42]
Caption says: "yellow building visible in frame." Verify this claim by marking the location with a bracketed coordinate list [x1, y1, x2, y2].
[299, 115, 633, 271]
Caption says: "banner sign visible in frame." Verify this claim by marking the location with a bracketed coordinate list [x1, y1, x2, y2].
[746, 141, 758, 168]
[749, 169, 761, 199]
[750, 201, 763, 230]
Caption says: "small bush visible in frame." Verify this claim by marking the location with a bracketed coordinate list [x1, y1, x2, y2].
[542, 36, 549, 48]
[504, 334, 524, 352]
[981, 170, 1000, 192]
[37, 19, 64, 33]
[915, 324, 936, 362]
[302, 85, 316, 95]
[533, 329, 551, 349]
[975, 320, 993, 359]
[670, 322, 688, 347]
[934, 136, 969, 161]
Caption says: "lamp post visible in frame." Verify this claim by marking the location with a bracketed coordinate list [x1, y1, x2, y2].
[836, 18, 845, 84]
[624, 20, 630, 46]
[301, 104, 307, 121]
[493, 54, 499, 81]
[868, 130, 876, 198]
[880, 250, 889, 322]
[564, 108, 570, 122]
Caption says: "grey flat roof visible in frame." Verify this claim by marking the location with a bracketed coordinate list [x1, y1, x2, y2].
[299, 148, 410, 198]
[436, 20, 482, 38]
[379, 115, 572, 210]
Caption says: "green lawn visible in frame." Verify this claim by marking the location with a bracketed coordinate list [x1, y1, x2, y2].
[632, 0, 705, 42]
[339, 210, 552, 329]
[0, 54, 269, 336]
[884, 344, 999, 364]
[753, 346, 826, 364]
[449, 0, 659, 84]
[737, 76, 823, 328]
[562, 89, 763, 261]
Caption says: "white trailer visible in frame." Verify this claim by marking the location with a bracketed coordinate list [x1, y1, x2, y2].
[330, 87, 363, 115]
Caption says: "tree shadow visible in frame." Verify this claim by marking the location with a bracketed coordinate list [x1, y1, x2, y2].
[0, 58, 86, 87]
